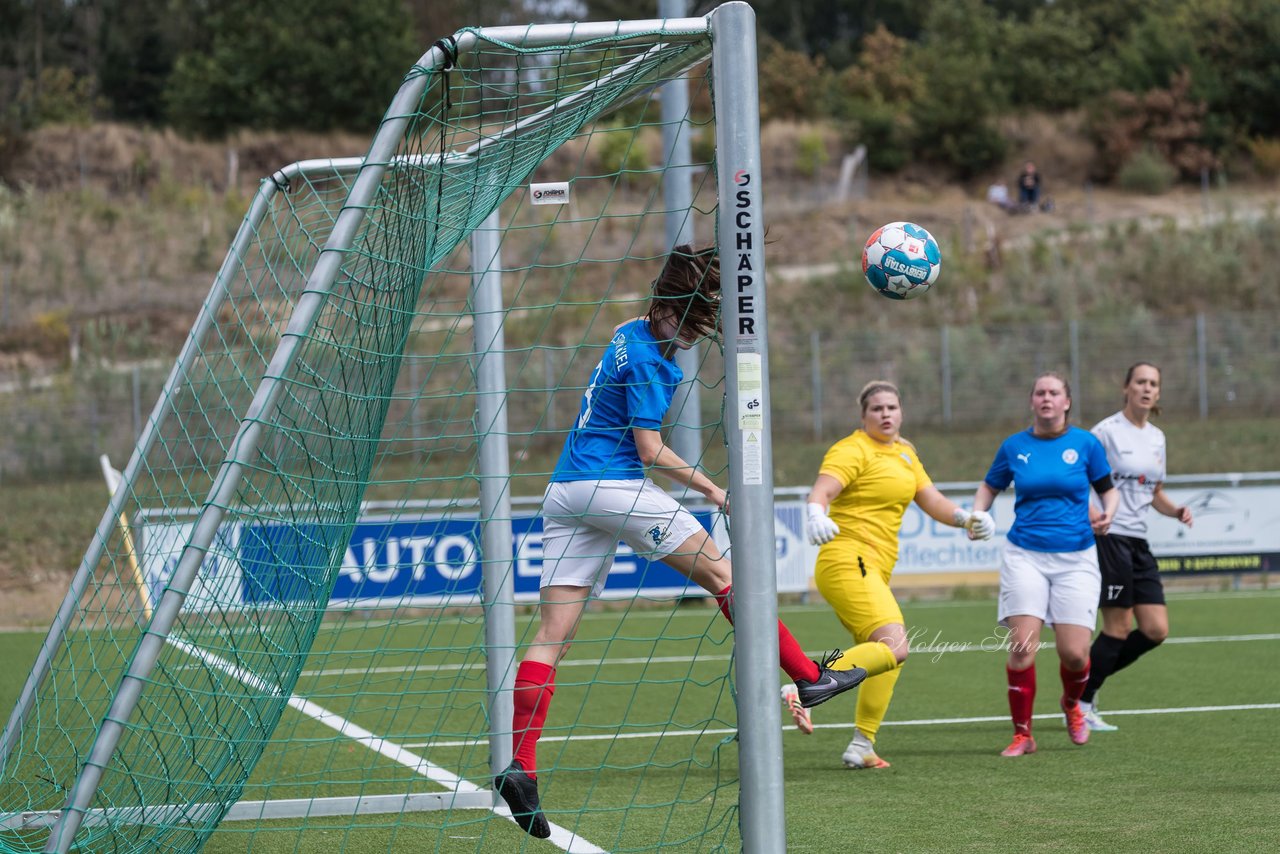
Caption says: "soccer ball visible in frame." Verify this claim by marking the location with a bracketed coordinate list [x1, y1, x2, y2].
[862, 221, 941, 300]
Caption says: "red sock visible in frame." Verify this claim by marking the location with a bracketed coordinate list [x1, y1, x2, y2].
[715, 585, 820, 684]
[715, 585, 734, 624]
[512, 659, 555, 777]
[1060, 659, 1090, 704]
[1006, 663, 1036, 736]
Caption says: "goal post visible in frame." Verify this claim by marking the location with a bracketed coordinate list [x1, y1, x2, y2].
[711, 9, 787, 852]
[469, 210, 518, 789]
[1, 4, 787, 852]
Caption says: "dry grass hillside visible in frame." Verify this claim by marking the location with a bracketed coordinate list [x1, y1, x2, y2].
[3, 117, 1275, 377]
[7, 123, 374, 195]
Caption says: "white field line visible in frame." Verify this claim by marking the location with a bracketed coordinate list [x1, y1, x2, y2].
[304, 588, 1280, 632]
[302, 653, 732, 679]
[1163, 633, 1280, 645]
[297, 631, 1280, 680]
[853, 587, 1280, 611]
[2, 589, 1267, 636]
[403, 702, 1280, 749]
[166, 637, 605, 853]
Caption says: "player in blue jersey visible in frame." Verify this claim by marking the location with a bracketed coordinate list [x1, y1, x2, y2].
[971, 372, 1119, 757]
[1080, 362, 1193, 731]
[495, 245, 867, 838]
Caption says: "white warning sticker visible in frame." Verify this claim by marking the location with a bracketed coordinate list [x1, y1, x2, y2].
[742, 431, 763, 485]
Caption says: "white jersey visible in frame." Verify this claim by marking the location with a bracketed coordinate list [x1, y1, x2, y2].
[1090, 411, 1167, 538]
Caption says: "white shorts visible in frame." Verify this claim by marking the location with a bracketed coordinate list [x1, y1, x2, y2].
[998, 541, 1101, 629]
[539, 479, 707, 596]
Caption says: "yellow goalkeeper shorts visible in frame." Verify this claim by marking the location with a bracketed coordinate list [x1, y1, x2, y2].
[814, 541, 903, 642]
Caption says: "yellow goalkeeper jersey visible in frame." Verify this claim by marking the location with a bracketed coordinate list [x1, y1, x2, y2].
[819, 429, 932, 571]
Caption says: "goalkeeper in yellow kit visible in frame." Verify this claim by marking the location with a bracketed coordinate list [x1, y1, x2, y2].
[783, 380, 995, 768]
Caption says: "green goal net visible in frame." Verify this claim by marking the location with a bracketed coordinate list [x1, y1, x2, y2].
[2, 6, 784, 853]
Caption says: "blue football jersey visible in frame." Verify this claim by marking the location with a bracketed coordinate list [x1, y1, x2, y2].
[551, 319, 681, 482]
[984, 426, 1111, 552]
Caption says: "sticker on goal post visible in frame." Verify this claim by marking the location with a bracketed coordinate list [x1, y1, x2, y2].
[529, 181, 571, 204]
[741, 431, 764, 485]
[736, 353, 763, 431]
[737, 353, 764, 484]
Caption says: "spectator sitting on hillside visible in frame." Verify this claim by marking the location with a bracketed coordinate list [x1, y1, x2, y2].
[986, 181, 1013, 212]
[1014, 161, 1055, 213]
[1017, 161, 1042, 207]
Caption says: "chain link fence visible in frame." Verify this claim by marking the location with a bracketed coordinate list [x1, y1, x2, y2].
[767, 310, 1278, 441]
[2, 310, 1275, 481]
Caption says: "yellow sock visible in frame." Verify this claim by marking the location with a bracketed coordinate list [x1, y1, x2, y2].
[834, 640, 900, 678]
[855, 666, 902, 743]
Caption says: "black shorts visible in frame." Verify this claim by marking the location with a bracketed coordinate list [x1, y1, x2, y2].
[1095, 533, 1165, 609]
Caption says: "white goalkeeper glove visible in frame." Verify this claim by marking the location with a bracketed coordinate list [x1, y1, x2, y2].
[953, 508, 996, 541]
[806, 502, 840, 545]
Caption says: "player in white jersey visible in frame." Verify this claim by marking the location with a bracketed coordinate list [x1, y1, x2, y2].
[1081, 362, 1193, 731]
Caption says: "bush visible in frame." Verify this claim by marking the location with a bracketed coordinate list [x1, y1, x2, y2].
[19, 68, 101, 127]
[842, 100, 913, 173]
[1087, 70, 1217, 182]
[1117, 148, 1177, 194]
[1247, 137, 1280, 179]
[689, 125, 716, 166]
[1, 67, 101, 185]
[794, 130, 829, 178]
[0, 119, 29, 185]
[757, 37, 832, 121]
[909, 28, 1009, 177]
[594, 126, 651, 180]
[832, 26, 922, 174]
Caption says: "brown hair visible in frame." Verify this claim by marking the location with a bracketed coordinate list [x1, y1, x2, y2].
[1124, 361, 1163, 417]
[1032, 371, 1072, 423]
[647, 244, 721, 342]
[858, 380, 900, 414]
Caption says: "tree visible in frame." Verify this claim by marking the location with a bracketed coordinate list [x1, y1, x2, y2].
[97, 0, 203, 123]
[910, 0, 1008, 177]
[404, 0, 522, 43]
[993, 5, 1109, 109]
[1086, 69, 1217, 182]
[1181, 0, 1280, 139]
[1102, 0, 1280, 147]
[1, 0, 99, 106]
[0, 0, 103, 182]
[757, 37, 832, 121]
[1055, 0, 1157, 49]
[164, 0, 417, 137]
[830, 25, 923, 172]
[578, 1, 934, 69]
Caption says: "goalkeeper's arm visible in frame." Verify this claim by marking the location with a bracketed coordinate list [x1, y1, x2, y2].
[915, 484, 995, 541]
[804, 473, 844, 545]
